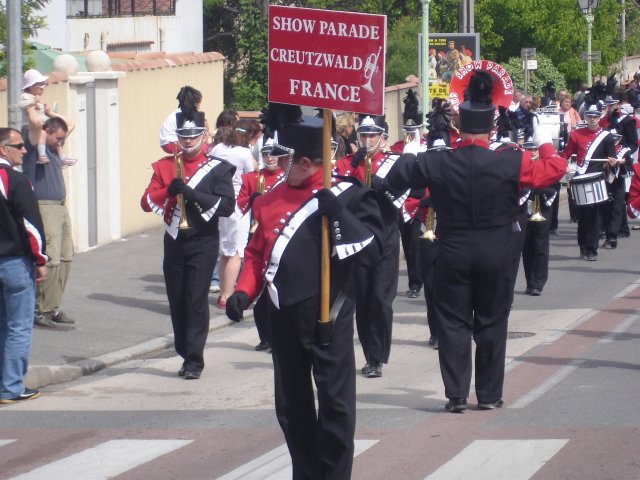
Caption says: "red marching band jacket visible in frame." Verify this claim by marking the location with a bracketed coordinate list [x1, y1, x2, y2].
[236, 167, 285, 215]
[234, 169, 383, 308]
[140, 151, 236, 238]
[627, 163, 640, 218]
[334, 150, 410, 209]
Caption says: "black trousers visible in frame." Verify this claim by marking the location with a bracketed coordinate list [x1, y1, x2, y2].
[253, 289, 273, 345]
[603, 177, 626, 241]
[399, 216, 423, 292]
[509, 213, 528, 301]
[522, 217, 551, 291]
[270, 294, 356, 480]
[419, 238, 439, 338]
[434, 225, 513, 403]
[577, 205, 601, 255]
[354, 229, 399, 364]
[163, 233, 218, 372]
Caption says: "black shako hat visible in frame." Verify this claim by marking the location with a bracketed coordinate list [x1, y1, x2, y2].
[259, 103, 324, 159]
[458, 71, 495, 134]
[175, 111, 206, 137]
[357, 114, 388, 134]
[274, 115, 324, 159]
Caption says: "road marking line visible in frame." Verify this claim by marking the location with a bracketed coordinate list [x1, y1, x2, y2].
[510, 308, 640, 408]
[0, 439, 16, 447]
[8, 439, 192, 480]
[509, 360, 584, 409]
[599, 314, 640, 343]
[424, 439, 568, 480]
[613, 278, 640, 298]
[217, 439, 378, 480]
[505, 309, 598, 375]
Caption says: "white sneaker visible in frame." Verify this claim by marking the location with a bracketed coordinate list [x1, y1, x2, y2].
[61, 157, 77, 168]
[209, 285, 220, 293]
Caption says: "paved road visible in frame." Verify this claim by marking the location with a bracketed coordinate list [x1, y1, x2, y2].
[2, 198, 640, 479]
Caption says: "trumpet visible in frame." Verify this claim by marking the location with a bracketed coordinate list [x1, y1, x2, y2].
[529, 194, 546, 222]
[421, 208, 437, 241]
[249, 171, 265, 234]
[362, 46, 382, 93]
[364, 152, 372, 186]
[173, 144, 191, 230]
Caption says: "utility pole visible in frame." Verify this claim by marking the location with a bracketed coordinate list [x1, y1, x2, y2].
[422, 0, 431, 123]
[621, 0, 627, 79]
[6, 0, 23, 130]
[458, 0, 475, 33]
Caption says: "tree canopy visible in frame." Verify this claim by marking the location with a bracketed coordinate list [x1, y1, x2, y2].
[0, 0, 50, 77]
[203, 0, 640, 108]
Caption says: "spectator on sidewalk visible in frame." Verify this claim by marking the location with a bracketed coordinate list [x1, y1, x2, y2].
[0, 127, 48, 404]
[19, 70, 77, 168]
[22, 110, 76, 331]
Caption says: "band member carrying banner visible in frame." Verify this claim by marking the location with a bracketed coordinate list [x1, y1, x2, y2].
[225, 104, 384, 479]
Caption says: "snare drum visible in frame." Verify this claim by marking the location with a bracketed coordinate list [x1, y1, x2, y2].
[570, 172, 608, 206]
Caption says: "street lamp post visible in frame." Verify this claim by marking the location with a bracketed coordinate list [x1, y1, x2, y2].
[577, 0, 599, 87]
[422, 0, 431, 124]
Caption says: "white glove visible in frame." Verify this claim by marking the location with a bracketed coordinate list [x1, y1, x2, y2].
[532, 114, 552, 147]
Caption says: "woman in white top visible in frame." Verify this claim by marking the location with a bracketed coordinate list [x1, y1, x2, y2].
[209, 126, 256, 308]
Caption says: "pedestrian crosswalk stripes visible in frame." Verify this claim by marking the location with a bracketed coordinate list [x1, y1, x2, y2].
[424, 439, 569, 480]
[0, 438, 570, 479]
[216, 440, 379, 479]
[6, 439, 192, 480]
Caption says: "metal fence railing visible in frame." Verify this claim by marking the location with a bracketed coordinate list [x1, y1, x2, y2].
[67, 0, 176, 18]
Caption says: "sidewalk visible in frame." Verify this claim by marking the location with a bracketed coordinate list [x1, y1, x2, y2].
[25, 228, 238, 389]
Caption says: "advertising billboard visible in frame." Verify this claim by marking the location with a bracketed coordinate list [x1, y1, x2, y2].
[419, 33, 480, 100]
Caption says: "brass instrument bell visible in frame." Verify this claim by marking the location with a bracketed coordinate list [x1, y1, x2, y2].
[529, 195, 546, 222]
[364, 152, 372, 187]
[421, 208, 437, 241]
[173, 145, 191, 230]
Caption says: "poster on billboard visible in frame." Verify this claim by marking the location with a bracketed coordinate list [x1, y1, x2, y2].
[419, 33, 480, 100]
[268, 5, 387, 115]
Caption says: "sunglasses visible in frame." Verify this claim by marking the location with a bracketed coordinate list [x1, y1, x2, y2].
[3, 143, 24, 150]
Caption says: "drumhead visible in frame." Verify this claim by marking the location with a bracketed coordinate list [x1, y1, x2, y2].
[572, 171, 604, 183]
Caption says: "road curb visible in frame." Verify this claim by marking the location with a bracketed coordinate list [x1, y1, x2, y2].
[25, 311, 250, 389]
